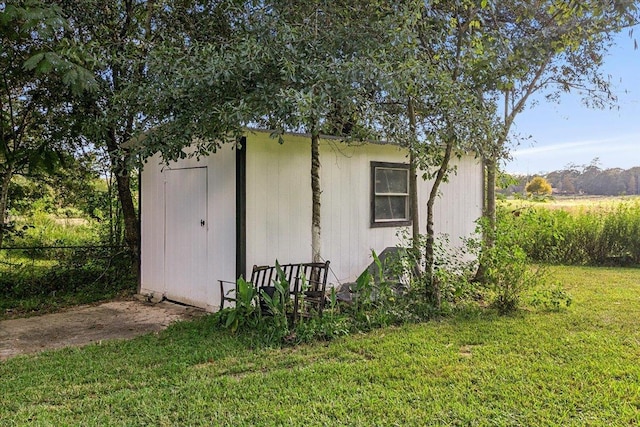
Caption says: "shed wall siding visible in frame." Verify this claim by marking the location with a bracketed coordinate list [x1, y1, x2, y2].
[140, 156, 165, 294]
[245, 131, 483, 287]
[245, 133, 312, 273]
[422, 155, 484, 250]
[319, 139, 409, 284]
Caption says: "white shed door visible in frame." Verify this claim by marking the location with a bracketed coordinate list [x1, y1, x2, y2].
[164, 167, 208, 306]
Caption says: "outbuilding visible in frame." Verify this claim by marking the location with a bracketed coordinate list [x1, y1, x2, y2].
[139, 130, 483, 310]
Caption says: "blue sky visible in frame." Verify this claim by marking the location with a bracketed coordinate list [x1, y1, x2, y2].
[505, 30, 640, 175]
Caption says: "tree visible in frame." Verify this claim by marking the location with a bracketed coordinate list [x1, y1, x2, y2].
[478, 1, 639, 252]
[250, 1, 394, 262]
[561, 175, 576, 194]
[626, 168, 640, 195]
[526, 176, 552, 196]
[141, 1, 393, 264]
[49, 0, 249, 276]
[49, 0, 151, 274]
[126, 0, 252, 162]
[0, 1, 95, 248]
[372, 1, 499, 306]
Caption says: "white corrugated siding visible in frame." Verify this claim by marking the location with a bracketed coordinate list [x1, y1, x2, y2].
[245, 133, 312, 271]
[318, 139, 410, 284]
[426, 155, 484, 247]
[244, 131, 483, 287]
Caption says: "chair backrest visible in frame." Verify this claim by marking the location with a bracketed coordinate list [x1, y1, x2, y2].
[296, 261, 330, 293]
[250, 263, 299, 293]
[250, 261, 330, 294]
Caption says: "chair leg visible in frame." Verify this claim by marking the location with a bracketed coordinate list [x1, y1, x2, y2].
[291, 281, 300, 325]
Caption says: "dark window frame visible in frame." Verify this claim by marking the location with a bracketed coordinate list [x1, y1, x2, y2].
[370, 161, 412, 228]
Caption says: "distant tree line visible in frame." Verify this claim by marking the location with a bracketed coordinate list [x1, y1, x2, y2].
[502, 159, 640, 197]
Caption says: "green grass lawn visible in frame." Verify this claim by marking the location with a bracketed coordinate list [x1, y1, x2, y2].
[1, 266, 639, 426]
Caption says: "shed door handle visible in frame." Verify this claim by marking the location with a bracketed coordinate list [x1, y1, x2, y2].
[200, 220, 205, 227]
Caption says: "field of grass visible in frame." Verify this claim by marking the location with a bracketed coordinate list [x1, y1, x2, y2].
[0, 247, 136, 320]
[502, 194, 640, 213]
[1, 266, 639, 425]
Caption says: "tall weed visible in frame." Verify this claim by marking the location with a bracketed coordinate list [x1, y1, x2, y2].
[478, 210, 553, 314]
[8, 210, 101, 248]
[499, 201, 640, 266]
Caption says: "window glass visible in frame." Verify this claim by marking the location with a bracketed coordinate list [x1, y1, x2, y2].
[375, 168, 408, 194]
[374, 196, 408, 220]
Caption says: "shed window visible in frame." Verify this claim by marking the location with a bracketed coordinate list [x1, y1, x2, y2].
[371, 162, 411, 227]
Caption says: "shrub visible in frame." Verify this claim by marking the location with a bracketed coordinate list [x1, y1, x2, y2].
[529, 283, 572, 311]
[501, 201, 640, 266]
[216, 263, 293, 345]
[217, 277, 260, 333]
[478, 209, 553, 314]
[525, 176, 552, 196]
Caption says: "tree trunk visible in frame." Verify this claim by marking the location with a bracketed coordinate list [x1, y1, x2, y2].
[106, 131, 140, 280]
[473, 155, 496, 283]
[0, 169, 13, 249]
[485, 155, 497, 249]
[424, 139, 454, 309]
[408, 98, 420, 262]
[311, 132, 321, 262]
[410, 151, 420, 262]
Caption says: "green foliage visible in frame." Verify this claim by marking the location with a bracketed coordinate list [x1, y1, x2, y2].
[500, 201, 640, 266]
[287, 287, 351, 344]
[214, 249, 454, 346]
[529, 283, 573, 311]
[1, 195, 135, 317]
[432, 236, 479, 306]
[216, 262, 293, 345]
[257, 262, 291, 338]
[6, 209, 101, 248]
[1, 0, 98, 249]
[483, 244, 547, 314]
[292, 311, 351, 344]
[217, 277, 259, 333]
[526, 176, 553, 197]
[478, 209, 554, 314]
[0, 247, 135, 318]
[394, 231, 482, 314]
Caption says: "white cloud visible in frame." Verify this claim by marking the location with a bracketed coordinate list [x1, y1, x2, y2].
[506, 134, 639, 174]
[511, 135, 635, 157]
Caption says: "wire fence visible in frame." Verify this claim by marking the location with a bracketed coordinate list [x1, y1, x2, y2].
[1, 245, 129, 274]
[0, 245, 136, 300]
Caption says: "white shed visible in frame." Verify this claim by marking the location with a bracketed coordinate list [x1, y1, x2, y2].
[139, 130, 483, 311]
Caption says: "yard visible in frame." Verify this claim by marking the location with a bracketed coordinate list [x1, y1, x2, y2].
[1, 266, 639, 426]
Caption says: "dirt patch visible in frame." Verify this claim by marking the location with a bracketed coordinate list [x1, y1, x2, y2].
[0, 299, 204, 361]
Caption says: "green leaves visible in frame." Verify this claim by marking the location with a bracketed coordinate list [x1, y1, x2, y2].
[20, 51, 96, 94]
[22, 52, 47, 72]
[219, 277, 259, 333]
